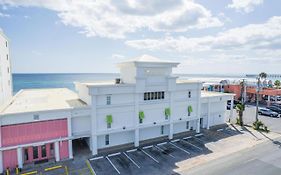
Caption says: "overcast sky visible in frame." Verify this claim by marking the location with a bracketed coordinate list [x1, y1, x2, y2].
[0, 0, 280, 74]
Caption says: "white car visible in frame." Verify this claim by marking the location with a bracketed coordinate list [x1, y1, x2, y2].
[258, 108, 279, 117]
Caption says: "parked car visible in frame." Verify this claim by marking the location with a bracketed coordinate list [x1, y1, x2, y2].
[258, 108, 279, 117]
[267, 106, 281, 114]
[272, 103, 281, 109]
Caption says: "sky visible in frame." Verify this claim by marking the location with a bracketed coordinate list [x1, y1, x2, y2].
[0, 0, 281, 74]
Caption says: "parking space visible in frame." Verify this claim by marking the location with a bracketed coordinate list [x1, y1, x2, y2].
[88, 131, 235, 175]
[89, 156, 119, 175]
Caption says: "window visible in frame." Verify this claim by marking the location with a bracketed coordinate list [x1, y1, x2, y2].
[143, 91, 165, 101]
[105, 135, 109, 145]
[188, 111, 191, 116]
[5, 41, 7, 47]
[6, 54, 8, 60]
[24, 148, 29, 161]
[106, 95, 111, 105]
[7, 67, 9, 73]
[188, 91, 191, 98]
[33, 114, 39, 120]
[41, 145, 47, 158]
[107, 122, 111, 129]
[186, 121, 189, 130]
[161, 125, 164, 135]
[33, 147, 38, 159]
[139, 118, 143, 124]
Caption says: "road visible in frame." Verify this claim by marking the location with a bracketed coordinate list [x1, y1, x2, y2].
[183, 136, 281, 175]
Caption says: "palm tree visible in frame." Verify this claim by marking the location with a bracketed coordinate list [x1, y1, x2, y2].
[255, 72, 267, 122]
[236, 103, 245, 126]
[274, 80, 281, 89]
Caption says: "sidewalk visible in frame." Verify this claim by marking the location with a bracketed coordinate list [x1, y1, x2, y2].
[174, 124, 281, 174]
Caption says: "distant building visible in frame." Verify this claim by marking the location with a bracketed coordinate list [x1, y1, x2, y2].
[0, 55, 234, 173]
[0, 31, 13, 106]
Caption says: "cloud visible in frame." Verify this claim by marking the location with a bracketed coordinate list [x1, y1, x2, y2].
[0, 11, 10, 17]
[227, 0, 263, 13]
[0, 0, 223, 39]
[126, 16, 281, 52]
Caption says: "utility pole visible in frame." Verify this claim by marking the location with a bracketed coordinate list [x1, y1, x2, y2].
[255, 77, 261, 122]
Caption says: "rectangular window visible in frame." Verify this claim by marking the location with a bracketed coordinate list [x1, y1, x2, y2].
[107, 122, 111, 129]
[154, 92, 157, 100]
[105, 135, 109, 145]
[139, 118, 142, 123]
[106, 95, 111, 105]
[151, 92, 154, 100]
[33, 146, 38, 159]
[188, 91, 191, 98]
[24, 148, 29, 161]
[6, 54, 8, 60]
[144, 92, 147, 100]
[158, 92, 161, 99]
[5, 41, 7, 47]
[186, 121, 189, 130]
[7, 67, 9, 73]
[41, 145, 47, 158]
[161, 92, 165, 99]
[188, 111, 191, 117]
[148, 92, 151, 100]
[161, 125, 164, 135]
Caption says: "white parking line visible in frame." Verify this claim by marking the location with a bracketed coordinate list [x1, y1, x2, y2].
[157, 142, 167, 146]
[154, 145, 175, 158]
[169, 142, 190, 155]
[217, 128, 224, 132]
[89, 156, 103, 161]
[140, 149, 159, 163]
[171, 139, 180, 143]
[195, 133, 203, 137]
[143, 145, 153, 149]
[123, 152, 141, 169]
[183, 136, 192, 139]
[108, 152, 121, 157]
[181, 139, 203, 151]
[193, 136, 206, 143]
[106, 156, 121, 174]
[127, 148, 137, 153]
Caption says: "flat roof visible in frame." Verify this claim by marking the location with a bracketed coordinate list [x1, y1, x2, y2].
[201, 91, 235, 98]
[0, 88, 88, 115]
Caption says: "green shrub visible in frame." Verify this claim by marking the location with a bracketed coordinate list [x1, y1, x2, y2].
[253, 120, 264, 130]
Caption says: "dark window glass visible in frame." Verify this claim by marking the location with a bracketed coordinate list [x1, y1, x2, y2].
[33, 147, 38, 159]
[161, 125, 164, 135]
[41, 145, 47, 157]
[105, 135, 109, 145]
[107, 122, 111, 129]
[186, 121, 189, 129]
[158, 92, 161, 99]
[24, 148, 29, 161]
[162, 92, 165, 99]
[154, 92, 157, 99]
[50, 143, 54, 157]
[148, 92, 151, 100]
[139, 118, 143, 124]
[151, 92, 154, 100]
[144, 93, 147, 100]
[188, 91, 191, 98]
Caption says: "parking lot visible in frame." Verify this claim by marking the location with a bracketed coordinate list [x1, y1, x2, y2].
[89, 126, 242, 175]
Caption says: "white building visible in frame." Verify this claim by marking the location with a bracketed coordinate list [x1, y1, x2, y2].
[0, 55, 234, 172]
[75, 55, 234, 155]
[0, 31, 13, 106]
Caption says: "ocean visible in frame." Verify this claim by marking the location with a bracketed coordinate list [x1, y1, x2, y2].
[12, 73, 246, 94]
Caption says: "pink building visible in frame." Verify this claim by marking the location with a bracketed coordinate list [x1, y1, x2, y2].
[0, 88, 90, 173]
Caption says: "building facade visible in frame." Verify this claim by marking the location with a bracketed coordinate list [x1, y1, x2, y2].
[0, 31, 13, 106]
[0, 55, 234, 173]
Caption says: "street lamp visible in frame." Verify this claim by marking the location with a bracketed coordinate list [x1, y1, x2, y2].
[255, 77, 261, 122]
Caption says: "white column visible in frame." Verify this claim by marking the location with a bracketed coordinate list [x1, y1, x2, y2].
[0, 151, 2, 173]
[54, 141, 60, 162]
[134, 129, 139, 147]
[207, 99, 211, 129]
[196, 84, 201, 133]
[169, 92, 174, 139]
[68, 140, 73, 159]
[17, 147, 23, 168]
[67, 117, 73, 159]
[91, 95, 98, 155]
[230, 97, 234, 122]
[134, 93, 140, 147]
